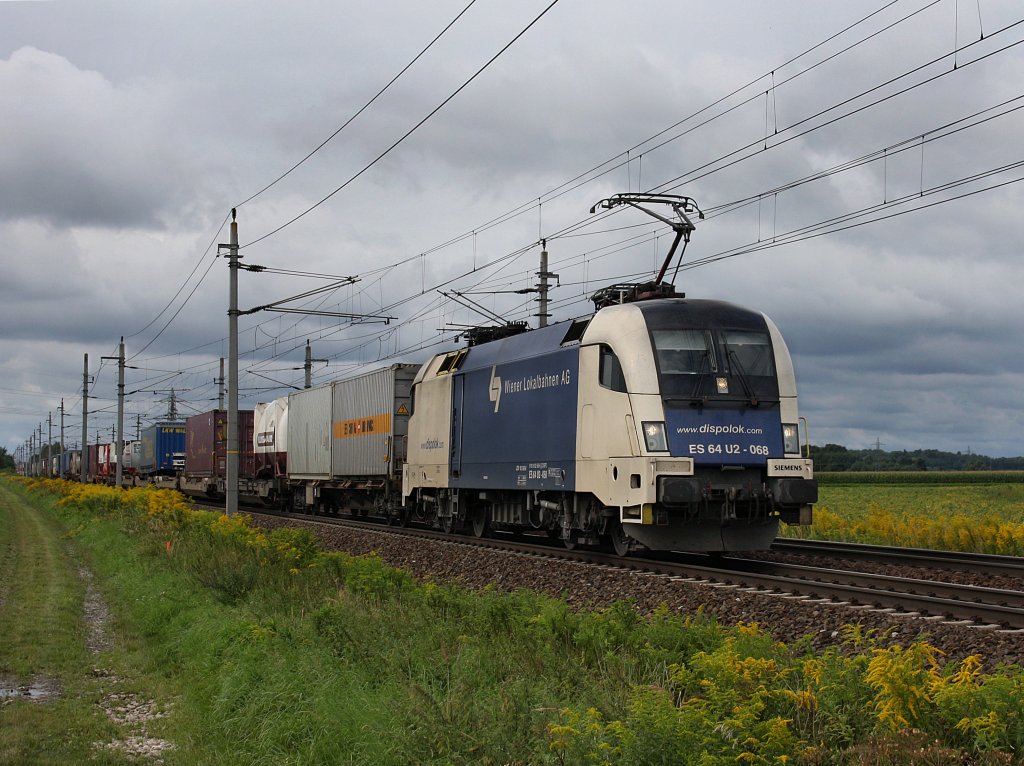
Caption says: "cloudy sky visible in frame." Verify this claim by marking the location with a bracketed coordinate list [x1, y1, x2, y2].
[2, 0, 1023, 461]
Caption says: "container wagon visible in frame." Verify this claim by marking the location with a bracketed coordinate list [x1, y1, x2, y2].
[253, 397, 289, 506]
[284, 364, 416, 516]
[181, 409, 255, 499]
[138, 423, 186, 488]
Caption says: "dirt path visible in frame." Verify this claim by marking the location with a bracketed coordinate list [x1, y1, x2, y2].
[0, 483, 174, 762]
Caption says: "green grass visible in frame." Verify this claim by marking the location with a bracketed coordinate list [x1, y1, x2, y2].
[6, 477, 1024, 764]
[0, 483, 140, 764]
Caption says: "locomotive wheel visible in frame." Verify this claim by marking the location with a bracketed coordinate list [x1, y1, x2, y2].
[562, 529, 580, 550]
[440, 514, 454, 534]
[471, 506, 490, 538]
[608, 522, 631, 558]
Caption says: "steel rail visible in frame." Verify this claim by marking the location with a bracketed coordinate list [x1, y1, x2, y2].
[771, 538, 1024, 578]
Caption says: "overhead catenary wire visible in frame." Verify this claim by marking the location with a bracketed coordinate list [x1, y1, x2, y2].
[242, 0, 564, 249]
[126, 1, 964, 376]
[125, 3, 481, 360]
[235, 0, 481, 210]
[66, 3, 1024, 436]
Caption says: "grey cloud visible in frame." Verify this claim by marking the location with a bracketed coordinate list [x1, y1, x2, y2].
[2, 2, 1024, 458]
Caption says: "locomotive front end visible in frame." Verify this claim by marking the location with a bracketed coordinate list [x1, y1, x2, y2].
[577, 298, 816, 552]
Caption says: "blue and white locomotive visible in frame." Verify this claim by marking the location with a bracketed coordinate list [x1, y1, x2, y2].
[403, 288, 816, 554]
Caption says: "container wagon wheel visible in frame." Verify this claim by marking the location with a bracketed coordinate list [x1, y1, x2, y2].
[471, 506, 490, 538]
[388, 507, 410, 527]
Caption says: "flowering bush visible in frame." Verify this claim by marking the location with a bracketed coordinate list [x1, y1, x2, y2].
[548, 624, 1024, 763]
[13, 476, 1024, 763]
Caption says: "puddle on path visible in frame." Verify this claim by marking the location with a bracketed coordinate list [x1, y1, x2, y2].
[0, 676, 61, 704]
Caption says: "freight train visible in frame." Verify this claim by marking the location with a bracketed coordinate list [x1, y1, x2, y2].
[172, 287, 814, 554]
[55, 422, 185, 486]
[68, 195, 818, 553]
[67, 289, 817, 554]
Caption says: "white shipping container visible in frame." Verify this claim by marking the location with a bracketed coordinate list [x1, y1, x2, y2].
[331, 364, 417, 478]
[122, 441, 142, 469]
[287, 384, 332, 479]
[254, 396, 289, 454]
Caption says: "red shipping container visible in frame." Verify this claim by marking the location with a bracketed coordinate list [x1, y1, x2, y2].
[86, 444, 100, 479]
[97, 443, 113, 477]
[185, 409, 255, 479]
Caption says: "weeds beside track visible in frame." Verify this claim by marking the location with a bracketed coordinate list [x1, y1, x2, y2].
[5, 476, 1024, 765]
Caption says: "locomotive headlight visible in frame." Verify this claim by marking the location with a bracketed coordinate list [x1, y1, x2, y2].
[782, 423, 800, 454]
[642, 422, 669, 452]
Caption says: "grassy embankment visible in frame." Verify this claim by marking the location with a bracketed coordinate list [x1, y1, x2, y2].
[781, 472, 1024, 555]
[0, 480, 140, 764]
[2, 475, 1024, 764]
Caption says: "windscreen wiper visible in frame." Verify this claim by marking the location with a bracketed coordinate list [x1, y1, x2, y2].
[727, 350, 759, 406]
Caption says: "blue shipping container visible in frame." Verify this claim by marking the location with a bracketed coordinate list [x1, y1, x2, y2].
[139, 423, 186, 474]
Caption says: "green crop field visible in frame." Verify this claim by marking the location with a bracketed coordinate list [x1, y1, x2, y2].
[782, 475, 1024, 553]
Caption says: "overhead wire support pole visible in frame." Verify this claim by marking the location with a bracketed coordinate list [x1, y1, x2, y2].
[218, 358, 225, 410]
[535, 240, 559, 329]
[117, 339, 124, 487]
[218, 210, 240, 517]
[82, 354, 89, 483]
[59, 398, 65, 478]
[304, 341, 328, 389]
[102, 338, 126, 488]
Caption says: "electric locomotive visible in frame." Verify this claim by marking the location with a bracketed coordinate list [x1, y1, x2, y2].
[402, 288, 815, 553]
[402, 193, 816, 553]
[257, 193, 815, 553]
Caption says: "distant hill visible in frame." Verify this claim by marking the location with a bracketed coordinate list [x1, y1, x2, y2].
[809, 444, 1024, 471]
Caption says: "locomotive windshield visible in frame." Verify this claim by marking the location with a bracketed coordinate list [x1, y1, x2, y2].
[653, 327, 778, 400]
[722, 330, 774, 377]
[652, 330, 716, 374]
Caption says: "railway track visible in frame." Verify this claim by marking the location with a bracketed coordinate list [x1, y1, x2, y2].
[771, 538, 1024, 578]
[227, 505, 1024, 631]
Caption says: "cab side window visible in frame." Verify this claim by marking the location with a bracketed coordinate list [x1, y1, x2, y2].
[599, 345, 628, 393]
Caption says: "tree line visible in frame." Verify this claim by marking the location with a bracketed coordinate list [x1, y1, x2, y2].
[809, 443, 1024, 472]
